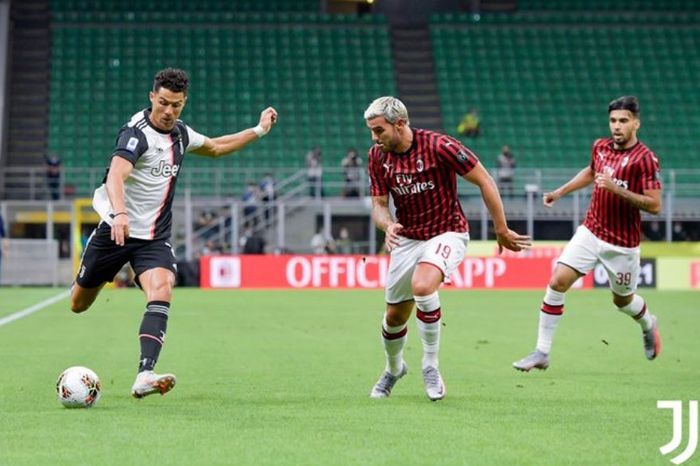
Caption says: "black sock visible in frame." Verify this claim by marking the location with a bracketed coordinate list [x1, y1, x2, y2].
[138, 301, 169, 372]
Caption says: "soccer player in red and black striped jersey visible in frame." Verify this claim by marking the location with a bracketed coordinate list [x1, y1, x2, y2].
[365, 96, 531, 400]
[513, 96, 663, 372]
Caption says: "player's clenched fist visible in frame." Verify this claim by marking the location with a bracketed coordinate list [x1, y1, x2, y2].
[543, 190, 561, 207]
[258, 107, 278, 135]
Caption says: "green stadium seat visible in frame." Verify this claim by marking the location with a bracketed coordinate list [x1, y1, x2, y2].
[49, 17, 394, 196]
[430, 17, 699, 169]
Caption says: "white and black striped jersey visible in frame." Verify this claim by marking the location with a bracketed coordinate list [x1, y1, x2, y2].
[92, 109, 205, 240]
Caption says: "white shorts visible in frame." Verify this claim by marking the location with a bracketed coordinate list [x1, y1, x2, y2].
[385, 231, 470, 304]
[558, 225, 640, 296]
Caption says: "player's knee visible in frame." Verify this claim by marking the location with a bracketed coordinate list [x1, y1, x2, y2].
[385, 312, 407, 327]
[148, 281, 173, 302]
[70, 299, 88, 313]
[613, 294, 633, 308]
[411, 278, 438, 297]
[548, 278, 569, 293]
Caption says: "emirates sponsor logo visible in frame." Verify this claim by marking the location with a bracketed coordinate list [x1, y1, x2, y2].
[391, 181, 435, 195]
[391, 173, 435, 195]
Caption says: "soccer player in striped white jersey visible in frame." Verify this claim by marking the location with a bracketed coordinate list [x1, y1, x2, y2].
[70, 68, 277, 399]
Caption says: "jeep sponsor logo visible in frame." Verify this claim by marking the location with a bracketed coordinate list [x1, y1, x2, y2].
[151, 161, 180, 177]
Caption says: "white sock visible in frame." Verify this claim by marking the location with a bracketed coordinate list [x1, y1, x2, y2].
[415, 292, 441, 370]
[536, 286, 565, 354]
[382, 316, 407, 376]
[617, 295, 653, 331]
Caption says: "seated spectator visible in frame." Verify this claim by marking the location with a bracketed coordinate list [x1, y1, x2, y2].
[239, 227, 266, 254]
[341, 148, 363, 198]
[242, 182, 260, 228]
[310, 227, 335, 254]
[457, 108, 481, 137]
[306, 147, 324, 198]
[259, 173, 276, 223]
[335, 227, 353, 254]
[496, 145, 516, 198]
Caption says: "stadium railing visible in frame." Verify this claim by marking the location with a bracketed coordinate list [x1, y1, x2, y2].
[2, 166, 699, 200]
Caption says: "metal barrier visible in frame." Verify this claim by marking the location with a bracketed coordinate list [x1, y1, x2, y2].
[0, 239, 59, 286]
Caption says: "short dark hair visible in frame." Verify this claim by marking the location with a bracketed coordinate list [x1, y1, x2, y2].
[153, 68, 189, 95]
[608, 96, 639, 115]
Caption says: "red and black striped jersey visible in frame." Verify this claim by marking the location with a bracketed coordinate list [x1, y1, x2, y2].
[368, 128, 478, 240]
[583, 138, 662, 247]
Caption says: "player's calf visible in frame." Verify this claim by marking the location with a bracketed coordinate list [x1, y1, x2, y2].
[69, 283, 103, 313]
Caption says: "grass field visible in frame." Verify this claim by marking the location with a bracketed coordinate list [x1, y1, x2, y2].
[0, 288, 697, 466]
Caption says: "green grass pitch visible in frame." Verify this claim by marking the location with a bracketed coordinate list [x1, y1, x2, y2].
[0, 288, 696, 466]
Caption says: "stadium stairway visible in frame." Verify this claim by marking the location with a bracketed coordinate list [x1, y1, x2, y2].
[390, 26, 443, 131]
[4, 0, 51, 199]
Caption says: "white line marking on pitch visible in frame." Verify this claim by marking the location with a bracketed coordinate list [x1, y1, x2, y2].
[0, 290, 70, 328]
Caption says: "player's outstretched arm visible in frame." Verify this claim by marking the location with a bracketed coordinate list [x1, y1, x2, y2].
[105, 156, 134, 246]
[463, 163, 531, 253]
[543, 166, 595, 207]
[191, 107, 278, 158]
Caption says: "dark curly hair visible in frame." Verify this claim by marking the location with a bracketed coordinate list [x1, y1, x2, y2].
[608, 96, 639, 116]
[153, 68, 189, 95]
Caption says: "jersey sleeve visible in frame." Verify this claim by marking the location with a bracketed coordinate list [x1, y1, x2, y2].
[112, 126, 148, 165]
[367, 148, 388, 197]
[641, 151, 662, 191]
[185, 125, 206, 152]
[437, 135, 478, 176]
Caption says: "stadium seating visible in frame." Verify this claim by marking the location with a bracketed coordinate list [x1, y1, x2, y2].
[48, 14, 394, 194]
[517, 0, 700, 11]
[51, 0, 320, 14]
[431, 14, 700, 169]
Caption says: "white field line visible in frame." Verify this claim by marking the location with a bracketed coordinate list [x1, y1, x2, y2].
[0, 290, 70, 328]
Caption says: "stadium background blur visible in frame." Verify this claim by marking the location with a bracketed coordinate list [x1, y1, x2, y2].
[0, 0, 698, 287]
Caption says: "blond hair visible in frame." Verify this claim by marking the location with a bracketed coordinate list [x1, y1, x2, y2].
[363, 96, 410, 125]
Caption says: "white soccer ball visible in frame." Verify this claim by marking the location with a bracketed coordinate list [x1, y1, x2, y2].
[55, 366, 102, 408]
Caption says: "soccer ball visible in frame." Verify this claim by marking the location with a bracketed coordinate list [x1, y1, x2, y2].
[55, 366, 102, 408]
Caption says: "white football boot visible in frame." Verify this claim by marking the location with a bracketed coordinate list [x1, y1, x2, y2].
[369, 363, 408, 399]
[131, 370, 176, 399]
[422, 366, 446, 401]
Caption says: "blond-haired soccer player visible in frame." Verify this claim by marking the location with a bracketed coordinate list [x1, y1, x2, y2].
[365, 96, 530, 400]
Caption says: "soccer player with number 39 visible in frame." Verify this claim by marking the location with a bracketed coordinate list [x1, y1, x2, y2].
[513, 96, 663, 372]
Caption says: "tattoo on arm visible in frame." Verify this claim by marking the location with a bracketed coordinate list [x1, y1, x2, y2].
[614, 187, 659, 214]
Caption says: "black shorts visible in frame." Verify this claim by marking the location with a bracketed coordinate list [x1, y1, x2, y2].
[76, 222, 177, 288]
